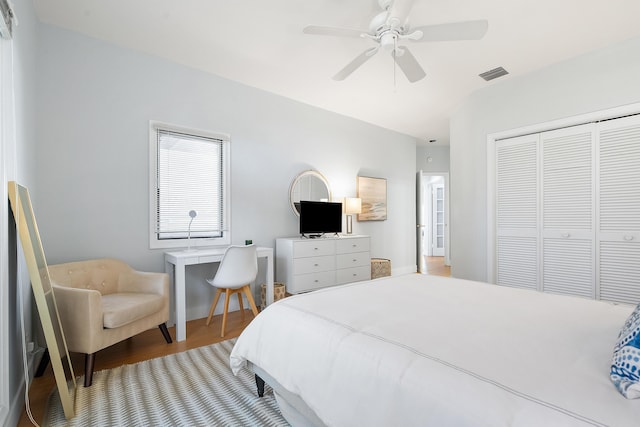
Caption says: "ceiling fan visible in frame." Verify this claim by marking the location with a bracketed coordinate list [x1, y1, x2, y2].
[303, 0, 488, 83]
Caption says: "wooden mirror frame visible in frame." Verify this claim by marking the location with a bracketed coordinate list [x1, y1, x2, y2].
[289, 170, 332, 216]
[8, 182, 76, 419]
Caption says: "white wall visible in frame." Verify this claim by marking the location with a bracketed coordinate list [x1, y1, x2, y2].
[2, 1, 40, 426]
[34, 24, 417, 320]
[450, 36, 640, 281]
[416, 145, 449, 173]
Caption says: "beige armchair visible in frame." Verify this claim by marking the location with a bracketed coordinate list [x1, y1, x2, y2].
[47, 258, 172, 386]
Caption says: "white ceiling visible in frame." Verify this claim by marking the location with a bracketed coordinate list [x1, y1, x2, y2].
[33, 0, 640, 145]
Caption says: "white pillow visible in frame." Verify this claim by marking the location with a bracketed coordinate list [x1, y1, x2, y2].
[611, 303, 640, 399]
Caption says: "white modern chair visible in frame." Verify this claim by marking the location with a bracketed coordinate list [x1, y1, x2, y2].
[206, 245, 259, 337]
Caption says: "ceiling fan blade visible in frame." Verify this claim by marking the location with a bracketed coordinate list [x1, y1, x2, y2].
[303, 25, 366, 38]
[392, 47, 426, 83]
[333, 47, 379, 81]
[411, 20, 488, 42]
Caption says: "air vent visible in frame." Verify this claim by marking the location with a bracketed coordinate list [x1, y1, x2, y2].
[479, 67, 509, 82]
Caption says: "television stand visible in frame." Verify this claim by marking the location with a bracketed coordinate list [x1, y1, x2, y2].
[276, 235, 371, 294]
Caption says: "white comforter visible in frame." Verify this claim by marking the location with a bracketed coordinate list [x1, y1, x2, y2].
[230, 274, 640, 426]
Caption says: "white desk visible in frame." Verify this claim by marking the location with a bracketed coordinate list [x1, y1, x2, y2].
[164, 246, 274, 342]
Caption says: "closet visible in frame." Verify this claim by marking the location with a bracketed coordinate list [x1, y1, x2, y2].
[493, 114, 640, 304]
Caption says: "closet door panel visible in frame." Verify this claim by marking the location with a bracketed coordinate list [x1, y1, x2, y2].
[598, 116, 640, 233]
[542, 238, 593, 298]
[599, 241, 640, 304]
[598, 114, 640, 303]
[497, 236, 537, 290]
[495, 135, 539, 289]
[541, 125, 595, 231]
[540, 124, 595, 297]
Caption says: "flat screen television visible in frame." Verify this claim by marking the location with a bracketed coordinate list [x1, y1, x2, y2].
[299, 201, 342, 237]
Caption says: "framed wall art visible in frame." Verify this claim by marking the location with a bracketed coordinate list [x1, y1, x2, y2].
[357, 176, 387, 221]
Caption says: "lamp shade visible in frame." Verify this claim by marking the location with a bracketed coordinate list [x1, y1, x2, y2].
[345, 197, 362, 214]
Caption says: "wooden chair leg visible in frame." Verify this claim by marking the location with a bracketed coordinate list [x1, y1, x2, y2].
[84, 353, 96, 387]
[206, 288, 223, 326]
[242, 285, 259, 316]
[237, 291, 245, 321]
[158, 323, 173, 343]
[221, 289, 231, 337]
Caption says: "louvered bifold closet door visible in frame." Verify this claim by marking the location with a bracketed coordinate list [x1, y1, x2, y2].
[496, 135, 539, 290]
[541, 124, 595, 298]
[598, 115, 640, 304]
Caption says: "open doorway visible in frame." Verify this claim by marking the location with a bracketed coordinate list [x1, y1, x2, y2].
[416, 171, 450, 274]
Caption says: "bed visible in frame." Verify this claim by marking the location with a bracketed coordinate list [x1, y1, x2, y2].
[230, 274, 640, 426]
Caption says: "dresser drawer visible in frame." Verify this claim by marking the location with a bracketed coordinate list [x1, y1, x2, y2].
[336, 265, 371, 285]
[289, 271, 336, 293]
[336, 251, 370, 269]
[293, 240, 335, 258]
[336, 237, 370, 254]
[294, 255, 335, 274]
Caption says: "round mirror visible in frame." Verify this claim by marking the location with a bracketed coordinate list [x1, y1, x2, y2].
[289, 170, 332, 216]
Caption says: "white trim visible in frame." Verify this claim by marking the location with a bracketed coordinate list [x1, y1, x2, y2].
[420, 172, 450, 266]
[486, 101, 640, 283]
[0, 35, 15, 427]
[148, 120, 231, 249]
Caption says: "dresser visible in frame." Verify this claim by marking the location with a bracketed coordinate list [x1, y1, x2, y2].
[276, 235, 371, 294]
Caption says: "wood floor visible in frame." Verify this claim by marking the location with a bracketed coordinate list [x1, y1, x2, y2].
[17, 311, 252, 427]
[424, 256, 451, 277]
[18, 261, 451, 426]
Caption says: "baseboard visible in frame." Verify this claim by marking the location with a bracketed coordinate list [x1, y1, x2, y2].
[4, 350, 39, 427]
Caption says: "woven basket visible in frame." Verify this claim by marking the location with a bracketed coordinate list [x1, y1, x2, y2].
[260, 282, 286, 310]
[371, 258, 391, 279]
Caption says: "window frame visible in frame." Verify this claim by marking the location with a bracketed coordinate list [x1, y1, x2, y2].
[148, 121, 231, 249]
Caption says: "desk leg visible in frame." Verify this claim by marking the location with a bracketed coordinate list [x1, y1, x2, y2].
[164, 261, 175, 327]
[174, 260, 187, 342]
[266, 252, 274, 306]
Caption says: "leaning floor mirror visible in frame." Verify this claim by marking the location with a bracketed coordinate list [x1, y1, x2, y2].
[8, 181, 76, 419]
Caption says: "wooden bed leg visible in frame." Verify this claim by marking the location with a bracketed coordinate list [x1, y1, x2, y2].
[255, 374, 265, 397]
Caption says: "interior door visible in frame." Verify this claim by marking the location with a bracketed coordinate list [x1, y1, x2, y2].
[432, 184, 445, 256]
[416, 171, 426, 273]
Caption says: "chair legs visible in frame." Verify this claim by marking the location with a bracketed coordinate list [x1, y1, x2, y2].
[206, 289, 223, 326]
[82, 325, 172, 388]
[158, 323, 173, 343]
[207, 285, 260, 337]
[84, 353, 96, 387]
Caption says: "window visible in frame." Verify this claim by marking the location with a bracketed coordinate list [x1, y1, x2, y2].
[149, 122, 230, 249]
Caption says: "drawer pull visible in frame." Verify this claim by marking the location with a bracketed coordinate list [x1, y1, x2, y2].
[624, 235, 634, 241]
[352, 273, 357, 277]
[352, 259, 357, 262]
[314, 263, 319, 267]
[314, 279, 319, 283]
[561, 233, 570, 238]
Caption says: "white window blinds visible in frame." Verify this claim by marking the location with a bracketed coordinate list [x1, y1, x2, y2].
[155, 129, 225, 240]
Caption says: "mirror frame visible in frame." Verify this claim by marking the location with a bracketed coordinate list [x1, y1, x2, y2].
[289, 170, 332, 216]
[8, 182, 76, 419]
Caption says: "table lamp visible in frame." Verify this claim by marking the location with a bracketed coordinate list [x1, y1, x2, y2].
[344, 197, 361, 235]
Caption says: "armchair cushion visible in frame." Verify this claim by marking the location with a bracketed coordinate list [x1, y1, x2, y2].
[102, 293, 165, 328]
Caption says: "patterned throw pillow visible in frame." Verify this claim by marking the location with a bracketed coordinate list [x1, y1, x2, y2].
[611, 303, 640, 399]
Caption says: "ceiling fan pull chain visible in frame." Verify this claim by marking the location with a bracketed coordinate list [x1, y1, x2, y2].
[393, 35, 398, 90]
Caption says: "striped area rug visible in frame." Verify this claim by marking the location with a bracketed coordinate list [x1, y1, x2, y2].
[44, 339, 289, 426]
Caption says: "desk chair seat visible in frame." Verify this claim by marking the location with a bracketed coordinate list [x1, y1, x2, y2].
[206, 245, 259, 337]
